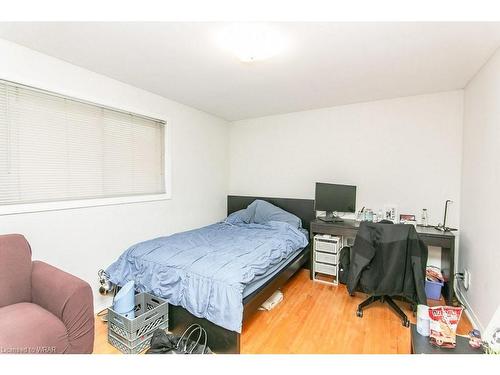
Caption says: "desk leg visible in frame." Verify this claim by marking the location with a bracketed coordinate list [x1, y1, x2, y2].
[441, 243, 455, 305]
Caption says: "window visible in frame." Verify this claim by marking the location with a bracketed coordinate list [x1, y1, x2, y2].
[0, 80, 165, 207]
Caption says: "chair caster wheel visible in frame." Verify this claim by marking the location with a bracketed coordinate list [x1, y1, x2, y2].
[356, 310, 363, 318]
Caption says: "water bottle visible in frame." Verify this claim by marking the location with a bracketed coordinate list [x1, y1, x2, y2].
[365, 209, 373, 222]
[421, 209, 428, 227]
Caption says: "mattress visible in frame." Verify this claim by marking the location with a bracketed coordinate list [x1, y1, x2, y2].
[242, 247, 304, 298]
[106, 221, 308, 332]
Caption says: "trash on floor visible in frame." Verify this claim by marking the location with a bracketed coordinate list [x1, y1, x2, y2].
[258, 290, 284, 311]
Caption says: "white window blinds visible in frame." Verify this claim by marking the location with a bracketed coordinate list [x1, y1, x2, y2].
[0, 81, 165, 205]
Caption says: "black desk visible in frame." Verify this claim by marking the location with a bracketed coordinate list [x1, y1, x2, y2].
[310, 219, 456, 304]
[410, 324, 483, 354]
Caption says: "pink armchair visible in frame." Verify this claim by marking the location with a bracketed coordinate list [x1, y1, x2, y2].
[0, 234, 94, 354]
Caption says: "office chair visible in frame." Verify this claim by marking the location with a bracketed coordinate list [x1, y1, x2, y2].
[346, 221, 428, 327]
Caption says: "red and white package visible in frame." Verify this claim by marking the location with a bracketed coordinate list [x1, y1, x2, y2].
[428, 306, 463, 348]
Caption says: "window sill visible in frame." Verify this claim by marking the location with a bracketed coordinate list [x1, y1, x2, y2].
[0, 193, 171, 216]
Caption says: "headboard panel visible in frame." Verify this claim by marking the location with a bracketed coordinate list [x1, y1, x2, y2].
[227, 195, 315, 231]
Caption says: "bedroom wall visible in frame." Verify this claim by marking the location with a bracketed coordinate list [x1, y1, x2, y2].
[0, 39, 230, 311]
[229, 91, 464, 268]
[459, 47, 500, 331]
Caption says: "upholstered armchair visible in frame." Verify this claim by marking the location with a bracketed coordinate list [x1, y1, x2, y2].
[0, 234, 94, 354]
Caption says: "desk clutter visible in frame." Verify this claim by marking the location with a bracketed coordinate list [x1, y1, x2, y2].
[355, 206, 424, 226]
[415, 302, 500, 354]
[352, 201, 456, 232]
[414, 304, 493, 354]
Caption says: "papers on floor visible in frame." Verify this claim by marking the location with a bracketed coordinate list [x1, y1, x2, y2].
[258, 290, 284, 311]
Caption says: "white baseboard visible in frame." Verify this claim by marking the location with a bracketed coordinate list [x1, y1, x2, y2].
[94, 297, 113, 315]
[455, 282, 484, 332]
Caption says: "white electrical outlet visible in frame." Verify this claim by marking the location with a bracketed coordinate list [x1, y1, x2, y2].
[463, 269, 471, 290]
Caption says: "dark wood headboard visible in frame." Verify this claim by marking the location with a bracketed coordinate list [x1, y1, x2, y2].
[227, 195, 315, 231]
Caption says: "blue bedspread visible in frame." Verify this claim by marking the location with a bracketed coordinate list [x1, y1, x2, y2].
[106, 221, 308, 332]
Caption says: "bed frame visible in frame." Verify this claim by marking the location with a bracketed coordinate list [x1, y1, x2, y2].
[168, 195, 315, 354]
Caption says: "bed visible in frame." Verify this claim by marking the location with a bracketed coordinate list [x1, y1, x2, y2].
[106, 195, 315, 353]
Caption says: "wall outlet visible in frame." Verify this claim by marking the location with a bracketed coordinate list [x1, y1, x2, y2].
[463, 269, 471, 291]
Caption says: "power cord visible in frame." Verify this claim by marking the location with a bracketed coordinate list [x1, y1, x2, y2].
[97, 308, 109, 322]
[452, 272, 468, 310]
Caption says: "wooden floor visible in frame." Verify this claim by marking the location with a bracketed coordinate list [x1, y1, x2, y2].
[93, 269, 472, 354]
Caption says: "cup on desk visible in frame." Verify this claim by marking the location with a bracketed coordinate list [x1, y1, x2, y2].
[416, 304, 430, 336]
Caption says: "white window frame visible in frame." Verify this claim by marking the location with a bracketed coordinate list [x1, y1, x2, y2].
[0, 80, 172, 216]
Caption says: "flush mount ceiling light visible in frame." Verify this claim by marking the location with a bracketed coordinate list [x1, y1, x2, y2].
[217, 23, 287, 63]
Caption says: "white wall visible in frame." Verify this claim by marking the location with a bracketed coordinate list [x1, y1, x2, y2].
[459, 48, 500, 331]
[229, 91, 464, 231]
[0, 39, 229, 311]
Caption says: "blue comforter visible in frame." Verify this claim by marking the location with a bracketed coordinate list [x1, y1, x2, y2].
[106, 221, 308, 332]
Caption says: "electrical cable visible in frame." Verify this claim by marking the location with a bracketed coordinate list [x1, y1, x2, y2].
[96, 308, 108, 317]
[96, 308, 109, 322]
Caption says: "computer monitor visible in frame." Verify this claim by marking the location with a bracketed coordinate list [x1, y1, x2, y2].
[315, 182, 356, 222]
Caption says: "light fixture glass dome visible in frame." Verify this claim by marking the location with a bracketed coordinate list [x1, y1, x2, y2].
[217, 23, 287, 62]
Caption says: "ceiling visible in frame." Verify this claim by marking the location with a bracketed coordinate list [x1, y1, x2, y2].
[1, 22, 500, 121]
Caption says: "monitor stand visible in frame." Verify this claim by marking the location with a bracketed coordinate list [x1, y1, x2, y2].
[318, 212, 344, 223]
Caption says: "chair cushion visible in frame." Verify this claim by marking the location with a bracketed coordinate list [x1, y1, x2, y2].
[0, 302, 69, 354]
[0, 234, 32, 307]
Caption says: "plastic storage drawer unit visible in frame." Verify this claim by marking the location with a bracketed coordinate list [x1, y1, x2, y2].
[314, 262, 337, 276]
[315, 251, 337, 264]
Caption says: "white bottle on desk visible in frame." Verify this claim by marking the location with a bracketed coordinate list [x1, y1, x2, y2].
[421, 209, 428, 227]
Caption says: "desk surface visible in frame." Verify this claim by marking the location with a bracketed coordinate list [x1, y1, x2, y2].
[311, 218, 455, 239]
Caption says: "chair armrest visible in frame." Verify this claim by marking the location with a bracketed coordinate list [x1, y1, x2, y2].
[31, 261, 95, 353]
